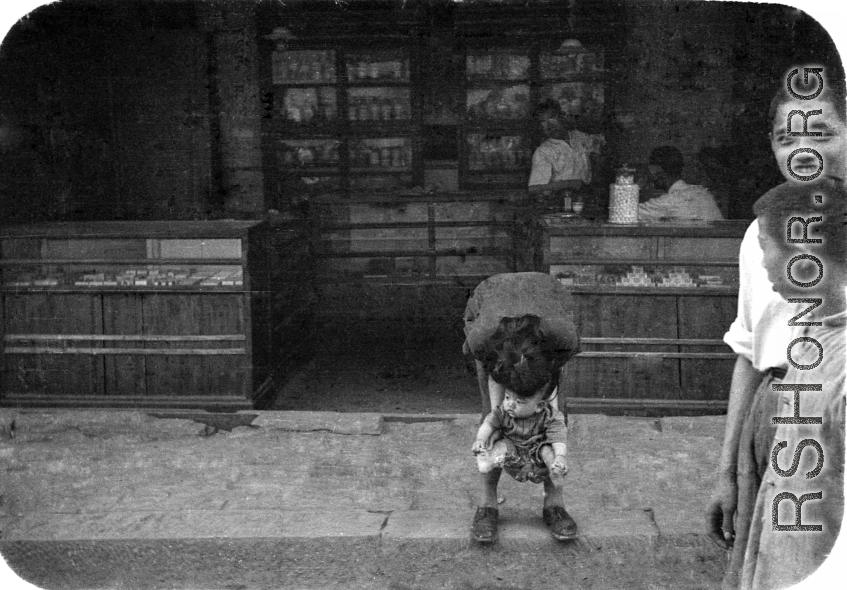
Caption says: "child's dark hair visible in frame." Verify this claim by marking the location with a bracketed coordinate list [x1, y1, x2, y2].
[482, 314, 559, 399]
[753, 178, 847, 265]
[768, 69, 847, 124]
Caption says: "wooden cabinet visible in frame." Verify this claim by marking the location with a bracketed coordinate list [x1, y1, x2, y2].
[260, 39, 423, 200]
[0, 221, 312, 410]
[460, 41, 609, 189]
[539, 219, 748, 407]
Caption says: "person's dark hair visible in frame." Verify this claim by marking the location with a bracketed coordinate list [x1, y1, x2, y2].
[767, 72, 847, 124]
[482, 315, 558, 399]
[534, 99, 562, 120]
[648, 146, 685, 178]
[753, 177, 847, 265]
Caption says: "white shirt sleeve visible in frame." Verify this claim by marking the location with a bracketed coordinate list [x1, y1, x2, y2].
[637, 193, 674, 221]
[723, 221, 759, 361]
[528, 145, 553, 187]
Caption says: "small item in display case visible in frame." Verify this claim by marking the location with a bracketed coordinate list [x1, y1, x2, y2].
[616, 266, 656, 288]
[466, 134, 529, 172]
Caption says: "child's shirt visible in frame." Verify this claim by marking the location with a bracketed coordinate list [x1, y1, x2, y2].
[483, 402, 568, 451]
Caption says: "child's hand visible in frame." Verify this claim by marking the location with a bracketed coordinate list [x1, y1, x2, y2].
[551, 455, 568, 476]
[472, 440, 488, 455]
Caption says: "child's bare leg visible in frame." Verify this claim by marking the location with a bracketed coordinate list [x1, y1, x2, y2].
[479, 468, 502, 508]
[538, 445, 577, 539]
[539, 445, 566, 509]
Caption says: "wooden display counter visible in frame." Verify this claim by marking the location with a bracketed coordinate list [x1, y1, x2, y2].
[0, 220, 312, 410]
[539, 217, 749, 407]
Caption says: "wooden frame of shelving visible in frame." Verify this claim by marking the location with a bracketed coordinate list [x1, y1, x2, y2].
[458, 35, 612, 190]
[258, 30, 424, 202]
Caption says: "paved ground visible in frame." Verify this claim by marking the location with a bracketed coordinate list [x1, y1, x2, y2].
[0, 408, 733, 589]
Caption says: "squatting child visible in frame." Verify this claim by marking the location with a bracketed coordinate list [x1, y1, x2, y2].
[469, 314, 575, 543]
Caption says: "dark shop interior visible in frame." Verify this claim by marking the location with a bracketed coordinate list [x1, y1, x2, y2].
[0, 0, 841, 415]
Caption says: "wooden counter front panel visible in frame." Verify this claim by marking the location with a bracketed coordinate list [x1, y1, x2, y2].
[660, 237, 742, 261]
[3, 294, 105, 396]
[564, 293, 680, 399]
[678, 296, 737, 400]
[548, 236, 655, 260]
[102, 294, 146, 396]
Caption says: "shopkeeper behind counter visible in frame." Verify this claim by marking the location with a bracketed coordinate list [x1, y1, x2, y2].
[528, 99, 604, 194]
[637, 146, 723, 222]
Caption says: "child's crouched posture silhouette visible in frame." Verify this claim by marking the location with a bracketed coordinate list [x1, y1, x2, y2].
[470, 314, 576, 543]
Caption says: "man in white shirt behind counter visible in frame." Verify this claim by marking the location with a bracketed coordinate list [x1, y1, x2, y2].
[638, 145, 723, 222]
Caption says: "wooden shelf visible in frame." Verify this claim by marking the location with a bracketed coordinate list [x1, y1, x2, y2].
[548, 258, 738, 267]
[566, 285, 736, 296]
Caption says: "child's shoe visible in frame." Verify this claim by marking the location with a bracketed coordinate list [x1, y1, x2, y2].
[471, 506, 499, 543]
[542, 506, 577, 540]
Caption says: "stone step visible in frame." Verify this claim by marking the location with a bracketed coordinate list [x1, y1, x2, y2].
[1, 509, 723, 590]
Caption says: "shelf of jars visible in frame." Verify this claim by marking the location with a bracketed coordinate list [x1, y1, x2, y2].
[266, 44, 420, 196]
[459, 43, 608, 189]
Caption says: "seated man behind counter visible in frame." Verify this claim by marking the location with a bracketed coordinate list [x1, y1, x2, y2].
[638, 146, 723, 222]
[527, 100, 604, 194]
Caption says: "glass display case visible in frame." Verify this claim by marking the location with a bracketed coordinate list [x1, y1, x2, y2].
[538, 219, 746, 401]
[263, 44, 420, 198]
[0, 221, 313, 410]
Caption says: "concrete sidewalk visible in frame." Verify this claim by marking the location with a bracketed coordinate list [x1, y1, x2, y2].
[0, 409, 727, 589]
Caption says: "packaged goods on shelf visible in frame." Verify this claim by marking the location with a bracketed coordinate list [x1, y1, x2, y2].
[273, 50, 336, 84]
[466, 53, 529, 80]
[347, 57, 408, 82]
[466, 85, 530, 119]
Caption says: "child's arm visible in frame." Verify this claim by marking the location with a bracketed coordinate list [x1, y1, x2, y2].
[546, 409, 569, 474]
[472, 409, 501, 454]
[550, 442, 568, 474]
[472, 419, 496, 455]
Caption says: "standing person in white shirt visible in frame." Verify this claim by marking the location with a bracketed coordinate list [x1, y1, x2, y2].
[527, 100, 604, 194]
[637, 146, 724, 221]
[705, 72, 847, 590]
